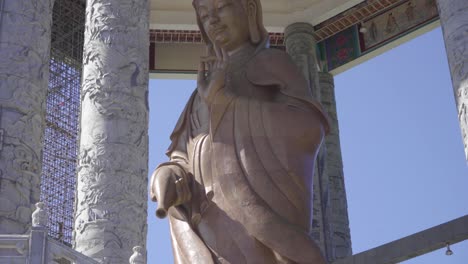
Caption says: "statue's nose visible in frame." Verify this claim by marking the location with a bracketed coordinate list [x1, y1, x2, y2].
[208, 11, 220, 24]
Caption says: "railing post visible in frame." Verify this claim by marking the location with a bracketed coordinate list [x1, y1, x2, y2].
[129, 246, 146, 264]
[29, 202, 48, 264]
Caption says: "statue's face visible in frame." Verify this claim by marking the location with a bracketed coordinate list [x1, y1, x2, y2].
[195, 0, 251, 52]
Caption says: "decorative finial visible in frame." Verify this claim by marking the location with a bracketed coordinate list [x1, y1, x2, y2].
[32, 202, 48, 227]
[129, 246, 145, 264]
[445, 243, 453, 256]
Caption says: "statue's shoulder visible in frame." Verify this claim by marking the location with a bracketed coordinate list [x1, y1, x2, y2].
[247, 48, 308, 91]
[248, 48, 297, 75]
[247, 48, 331, 134]
[252, 47, 291, 61]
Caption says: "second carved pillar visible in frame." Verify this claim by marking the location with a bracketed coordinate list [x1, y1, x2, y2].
[436, 0, 468, 160]
[74, 0, 150, 262]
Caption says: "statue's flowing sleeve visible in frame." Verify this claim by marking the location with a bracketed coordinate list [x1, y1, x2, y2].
[161, 91, 216, 264]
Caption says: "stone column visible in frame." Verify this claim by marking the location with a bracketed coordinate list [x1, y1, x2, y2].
[319, 72, 352, 260]
[74, 0, 149, 262]
[284, 22, 327, 256]
[285, 23, 352, 262]
[436, 0, 468, 160]
[0, 0, 54, 234]
[284, 22, 321, 101]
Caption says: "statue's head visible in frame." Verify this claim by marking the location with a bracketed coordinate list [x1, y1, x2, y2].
[193, 0, 268, 52]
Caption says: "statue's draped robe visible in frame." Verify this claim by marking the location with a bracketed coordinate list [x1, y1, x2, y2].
[162, 48, 329, 264]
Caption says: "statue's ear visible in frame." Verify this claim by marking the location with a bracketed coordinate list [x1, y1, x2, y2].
[247, 0, 261, 44]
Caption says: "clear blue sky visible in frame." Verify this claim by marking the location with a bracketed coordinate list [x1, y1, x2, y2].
[146, 27, 468, 263]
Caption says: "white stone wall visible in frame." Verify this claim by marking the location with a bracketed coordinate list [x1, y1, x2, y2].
[74, 0, 150, 262]
[437, 0, 468, 160]
[0, 0, 54, 234]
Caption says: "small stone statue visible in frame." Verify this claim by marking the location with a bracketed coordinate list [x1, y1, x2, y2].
[150, 0, 328, 263]
[129, 246, 145, 264]
[31, 202, 48, 227]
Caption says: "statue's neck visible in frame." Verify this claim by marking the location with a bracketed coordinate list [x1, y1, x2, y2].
[226, 43, 257, 72]
[224, 42, 259, 97]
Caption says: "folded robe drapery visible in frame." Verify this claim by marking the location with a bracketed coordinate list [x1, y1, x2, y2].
[161, 48, 329, 264]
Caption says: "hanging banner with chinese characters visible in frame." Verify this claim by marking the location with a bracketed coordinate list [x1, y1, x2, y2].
[360, 0, 439, 52]
[318, 0, 439, 72]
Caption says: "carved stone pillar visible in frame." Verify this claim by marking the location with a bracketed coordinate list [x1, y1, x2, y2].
[284, 22, 326, 255]
[74, 0, 149, 262]
[285, 23, 352, 262]
[319, 72, 352, 260]
[436, 0, 468, 160]
[284, 22, 321, 101]
[0, 0, 54, 234]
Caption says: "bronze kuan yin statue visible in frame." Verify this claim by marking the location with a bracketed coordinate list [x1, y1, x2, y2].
[150, 0, 329, 263]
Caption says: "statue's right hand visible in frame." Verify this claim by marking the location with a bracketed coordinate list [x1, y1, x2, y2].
[150, 165, 191, 218]
[197, 46, 228, 104]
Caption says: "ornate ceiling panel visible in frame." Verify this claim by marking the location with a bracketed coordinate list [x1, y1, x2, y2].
[150, 0, 364, 32]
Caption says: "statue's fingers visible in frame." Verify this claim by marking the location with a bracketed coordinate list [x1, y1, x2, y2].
[197, 61, 206, 84]
[201, 56, 216, 73]
[181, 178, 191, 202]
[178, 178, 188, 203]
[206, 44, 214, 57]
[175, 179, 183, 202]
[208, 61, 214, 73]
[175, 178, 183, 204]
[216, 53, 224, 70]
[201, 55, 217, 62]
[180, 178, 191, 202]
[214, 45, 222, 61]
[221, 48, 229, 66]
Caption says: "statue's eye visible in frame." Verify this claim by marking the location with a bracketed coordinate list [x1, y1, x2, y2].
[199, 13, 209, 21]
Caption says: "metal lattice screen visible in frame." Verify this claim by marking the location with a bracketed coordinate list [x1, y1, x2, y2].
[40, 0, 85, 246]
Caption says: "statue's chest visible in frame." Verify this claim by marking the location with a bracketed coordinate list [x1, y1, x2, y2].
[226, 71, 276, 101]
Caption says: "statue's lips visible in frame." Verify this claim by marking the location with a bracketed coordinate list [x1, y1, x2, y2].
[210, 26, 227, 37]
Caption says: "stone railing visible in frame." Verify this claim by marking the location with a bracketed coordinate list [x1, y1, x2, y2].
[46, 238, 98, 264]
[0, 233, 29, 264]
[0, 203, 146, 264]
